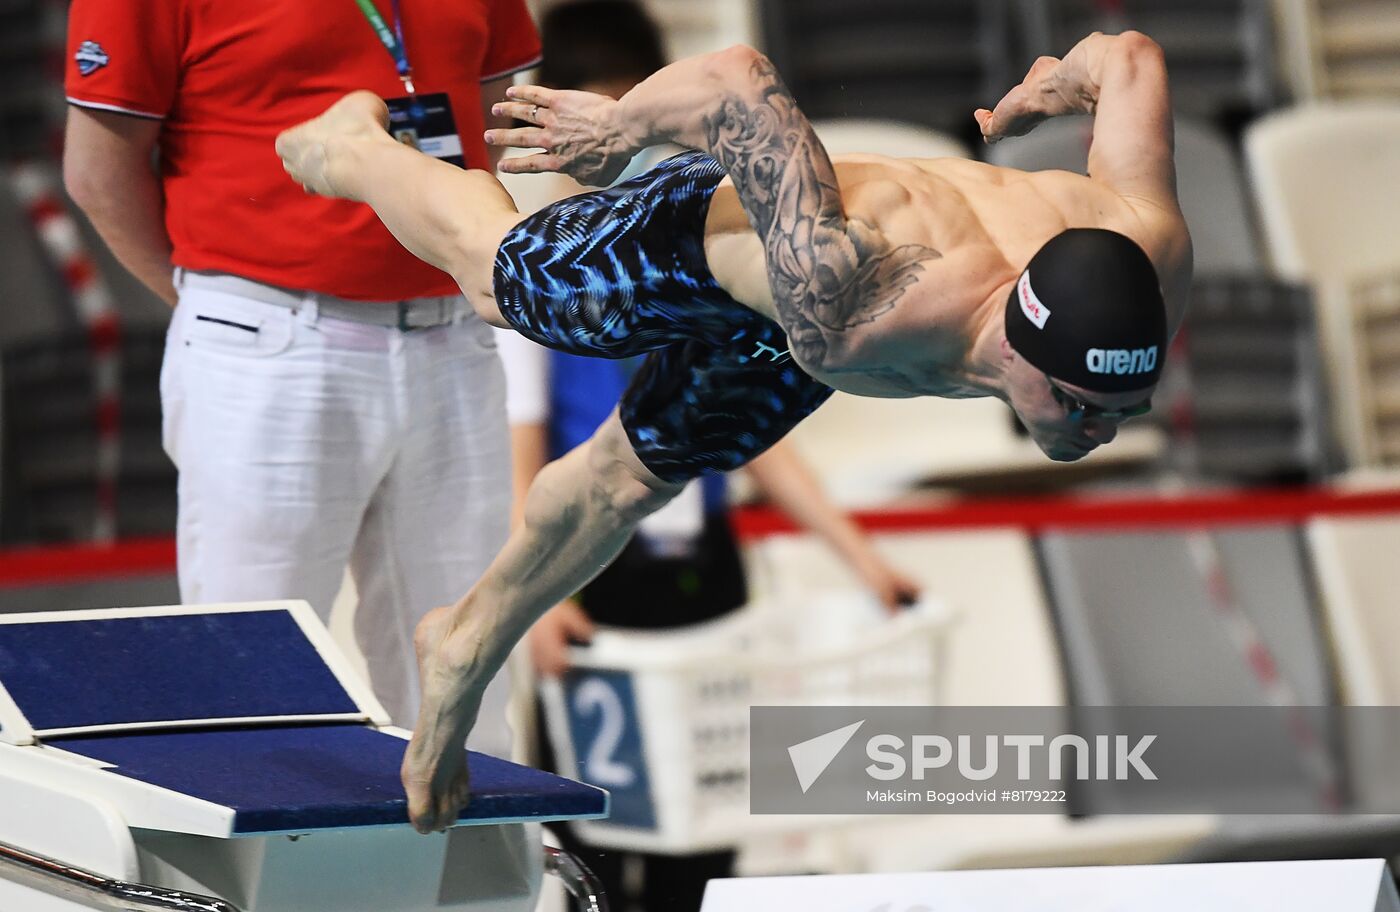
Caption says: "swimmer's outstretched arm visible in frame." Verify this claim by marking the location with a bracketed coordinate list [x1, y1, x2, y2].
[975, 31, 1191, 334]
[975, 31, 1175, 205]
[401, 413, 680, 833]
[487, 46, 940, 376]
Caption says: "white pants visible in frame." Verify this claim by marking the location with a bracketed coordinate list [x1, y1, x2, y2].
[162, 274, 514, 757]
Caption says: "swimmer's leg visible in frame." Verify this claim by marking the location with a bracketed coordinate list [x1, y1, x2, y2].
[401, 410, 682, 832]
[276, 91, 523, 327]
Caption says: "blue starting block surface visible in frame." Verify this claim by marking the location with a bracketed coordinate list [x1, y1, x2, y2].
[0, 605, 367, 738]
[51, 724, 608, 834]
[0, 603, 608, 837]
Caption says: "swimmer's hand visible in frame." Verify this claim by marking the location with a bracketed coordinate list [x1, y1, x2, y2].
[401, 605, 486, 834]
[486, 85, 643, 186]
[975, 54, 1086, 143]
[276, 91, 391, 200]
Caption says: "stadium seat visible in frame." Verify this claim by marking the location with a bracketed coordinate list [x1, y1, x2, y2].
[1348, 273, 1400, 465]
[1245, 101, 1400, 283]
[1275, 0, 1400, 100]
[1245, 102, 1400, 468]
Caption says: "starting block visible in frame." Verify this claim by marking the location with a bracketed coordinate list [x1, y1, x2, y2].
[0, 601, 609, 912]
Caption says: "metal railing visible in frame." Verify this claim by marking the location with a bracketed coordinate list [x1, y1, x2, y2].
[0, 839, 237, 911]
[544, 844, 609, 912]
[2, 838, 610, 912]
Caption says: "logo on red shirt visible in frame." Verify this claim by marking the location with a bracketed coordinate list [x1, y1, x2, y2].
[75, 41, 109, 76]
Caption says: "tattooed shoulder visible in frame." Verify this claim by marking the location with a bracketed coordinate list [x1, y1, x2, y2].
[701, 55, 940, 371]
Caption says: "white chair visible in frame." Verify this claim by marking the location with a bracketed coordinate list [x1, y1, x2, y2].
[811, 118, 970, 161]
[1348, 273, 1400, 464]
[647, 0, 758, 60]
[1306, 515, 1400, 815]
[1274, 0, 1400, 100]
[1245, 101, 1400, 467]
[1245, 101, 1400, 284]
[1307, 516, 1400, 707]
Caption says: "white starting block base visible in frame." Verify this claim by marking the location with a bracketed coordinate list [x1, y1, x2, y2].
[701, 858, 1400, 912]
[0, 602, 608, 912]
[0, 790, 540, 912]
[133, 824, 540, 912]
[0, 742, 549, 912]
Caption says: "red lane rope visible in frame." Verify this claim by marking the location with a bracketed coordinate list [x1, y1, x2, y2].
[734, 486, 1400, 539]
[0, 538, 176, 589]
[3, 487, 1399, 588]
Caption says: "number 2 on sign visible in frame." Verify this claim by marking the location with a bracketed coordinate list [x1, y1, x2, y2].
[574, 678, 637, 788]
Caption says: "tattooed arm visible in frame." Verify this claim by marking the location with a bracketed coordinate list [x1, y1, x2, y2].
[487, 46, 939, 373]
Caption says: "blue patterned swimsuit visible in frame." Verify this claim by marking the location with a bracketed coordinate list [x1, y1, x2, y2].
[492, 152, 834, 483]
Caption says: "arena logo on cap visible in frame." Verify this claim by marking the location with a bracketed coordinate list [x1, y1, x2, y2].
[1086, 345, 1158, 376]
[1017, 271, 1051, 329]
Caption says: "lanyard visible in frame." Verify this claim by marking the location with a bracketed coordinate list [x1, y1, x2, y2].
[353, 0, 415, 93]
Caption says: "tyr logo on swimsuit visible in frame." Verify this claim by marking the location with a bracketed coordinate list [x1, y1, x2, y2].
[749, 340, 791, 363]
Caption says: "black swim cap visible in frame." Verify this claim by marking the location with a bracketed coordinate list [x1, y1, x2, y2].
[1004, 228, 1167, 393]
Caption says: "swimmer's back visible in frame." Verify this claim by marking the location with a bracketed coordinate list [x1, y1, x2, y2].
[703, 153, 1171, 321]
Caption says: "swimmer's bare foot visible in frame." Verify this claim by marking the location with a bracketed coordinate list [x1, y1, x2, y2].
[276, 91, 391, 200]
[401, 604, 486, 834]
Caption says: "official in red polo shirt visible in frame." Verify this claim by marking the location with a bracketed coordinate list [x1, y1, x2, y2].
[62, 0, 541, 756]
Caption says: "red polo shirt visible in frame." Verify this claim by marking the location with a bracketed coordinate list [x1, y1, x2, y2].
[65, 0, 540, 301]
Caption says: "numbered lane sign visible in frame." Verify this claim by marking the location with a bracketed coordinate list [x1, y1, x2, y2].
[560, 668, 657, 830]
